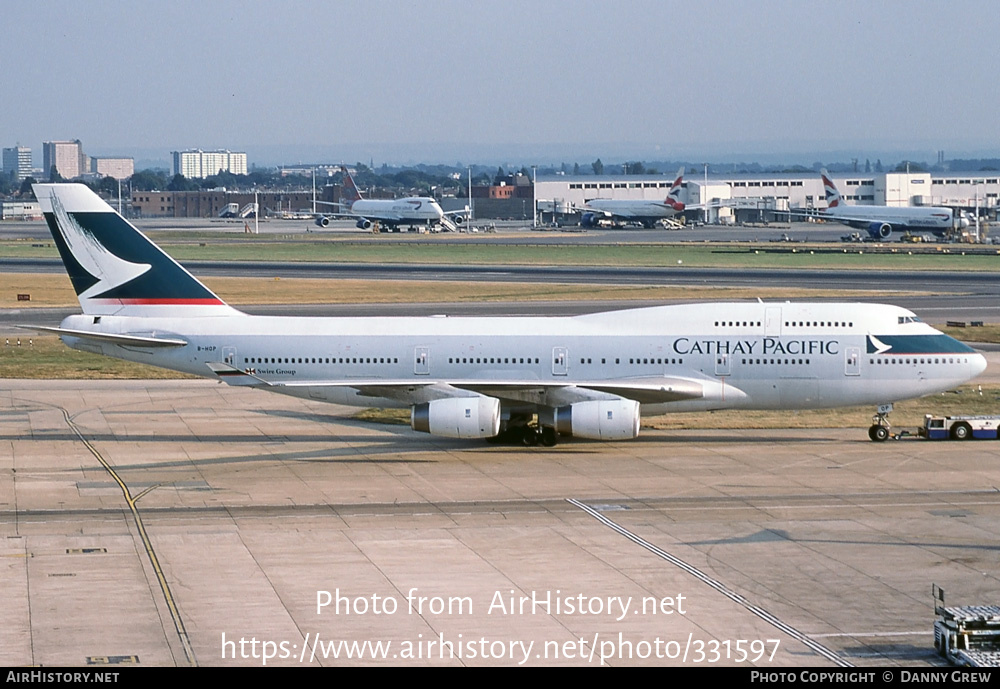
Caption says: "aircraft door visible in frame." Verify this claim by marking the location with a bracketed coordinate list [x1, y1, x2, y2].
[552, 347, 569, 376]
[844, 346, 860, 376]
[414, 347, 430, 375]
[765, 307, 782, 336]
[715, 353, 731, 376]
[223, 346, 237, 366]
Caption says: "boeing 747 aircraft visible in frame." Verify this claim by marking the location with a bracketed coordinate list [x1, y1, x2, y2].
[314, 166, 467, 232]
[27, 184, 986, 445]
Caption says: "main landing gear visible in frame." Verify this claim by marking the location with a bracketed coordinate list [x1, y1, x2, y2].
[868, 403, 893, 442]
[486, 415, 559, 447]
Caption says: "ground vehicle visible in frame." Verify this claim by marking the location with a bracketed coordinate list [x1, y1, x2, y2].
[919, 414, 1000, 440]
[933, 585, 1000, 667]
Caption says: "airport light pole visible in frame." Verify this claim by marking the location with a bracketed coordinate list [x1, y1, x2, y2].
[973, 179, 983, 242]
[703, 163, 709, 225]
[532, 165, 537, 228]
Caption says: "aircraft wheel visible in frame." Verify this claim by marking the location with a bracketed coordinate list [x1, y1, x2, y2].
[540, 427, 558, 447]
[521, 428, 539, 447]
[869, 425, 889, 442]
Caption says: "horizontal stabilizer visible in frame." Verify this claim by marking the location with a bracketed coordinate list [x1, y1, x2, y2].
[17, 325, 187, 348]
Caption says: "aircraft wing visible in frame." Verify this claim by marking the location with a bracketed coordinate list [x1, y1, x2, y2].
[311, 211, 356, 220]
[314, 201, 349, 210]
[205, 363, 728, 405]
[459, 378, 712, 405]
[782, 208, 949, 226]
[576, 205, 612, 217]
[778, 208, 852, 222]
[310, 201, 357, 221]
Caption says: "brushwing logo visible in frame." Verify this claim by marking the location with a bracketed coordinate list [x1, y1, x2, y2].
[867, 335, 892, 354]
[50, 193, 150, 300]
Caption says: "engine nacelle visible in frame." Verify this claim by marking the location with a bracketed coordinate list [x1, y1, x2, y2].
[411, 396, 501, 439]
[356, 218, 372, 230]
[315, 216, 330, 227]
[867, 222, 892, 240]
[553, 399, 640, 440]
[580, 212, 600, 228]
[453, 214, 464, 224]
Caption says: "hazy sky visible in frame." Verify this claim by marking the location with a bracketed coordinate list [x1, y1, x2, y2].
[6, 0, 1000, 166]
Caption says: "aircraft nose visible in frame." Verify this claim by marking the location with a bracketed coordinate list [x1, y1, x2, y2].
[970, 352, 988, 379]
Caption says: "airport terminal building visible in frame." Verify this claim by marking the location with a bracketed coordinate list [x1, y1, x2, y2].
[534, 171, 1000, 224]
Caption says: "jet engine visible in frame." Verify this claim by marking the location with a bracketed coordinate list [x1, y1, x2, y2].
[411, 396, 501, 439]
[553, 399, 640, 440]
[315, 216, 330, 227]
[580, 212, 600, 228]
[356, 218, 372, 230]
[866, 222, 892, 240]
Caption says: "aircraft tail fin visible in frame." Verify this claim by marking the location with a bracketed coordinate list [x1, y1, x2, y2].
[33, 183, 240, 317]
[820, 169, 843, 208]
[665, 166, 685, 211]
[341, 165, 364, 204]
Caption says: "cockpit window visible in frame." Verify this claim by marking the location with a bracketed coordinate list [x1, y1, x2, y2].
[898, 316, 921, 324]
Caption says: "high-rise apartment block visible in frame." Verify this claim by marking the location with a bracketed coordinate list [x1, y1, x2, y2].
[171, 149, 248, 178]
[43, 140, 86, 180]
[2, 146, 32, 181]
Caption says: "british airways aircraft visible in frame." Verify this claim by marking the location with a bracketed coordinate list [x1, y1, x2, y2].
[579, 167, 688, 228]
[27, 184, 986, 445]
[314, 166, 467, 232]
[793, 169, 969, 240]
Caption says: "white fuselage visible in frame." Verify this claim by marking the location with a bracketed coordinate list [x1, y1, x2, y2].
[825, 204, 956, 231]
[584, 199, 679, 221]
[350, 197, 445, 224]
[56, 302, 985, 414]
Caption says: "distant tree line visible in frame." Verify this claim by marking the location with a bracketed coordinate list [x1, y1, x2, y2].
[8, 154, 1000, 203]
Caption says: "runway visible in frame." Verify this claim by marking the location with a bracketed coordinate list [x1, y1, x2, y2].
[2, 379, 999, 667]
[8, 256, 1000, 294]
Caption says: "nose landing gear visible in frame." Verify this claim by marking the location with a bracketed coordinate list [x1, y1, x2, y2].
[868, 403, 893, 442]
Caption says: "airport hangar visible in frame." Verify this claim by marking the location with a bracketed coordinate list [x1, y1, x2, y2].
[534, 171, 1000, 224]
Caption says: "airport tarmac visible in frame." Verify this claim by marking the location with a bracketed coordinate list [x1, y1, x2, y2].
[2, 377, 999, 667]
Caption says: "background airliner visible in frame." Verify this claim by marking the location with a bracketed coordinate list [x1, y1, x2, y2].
[789, 169, 969, 240]
[579, 167, 688, 228]
[314, 166, 468, 232]
[28, 184, 986, 446]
